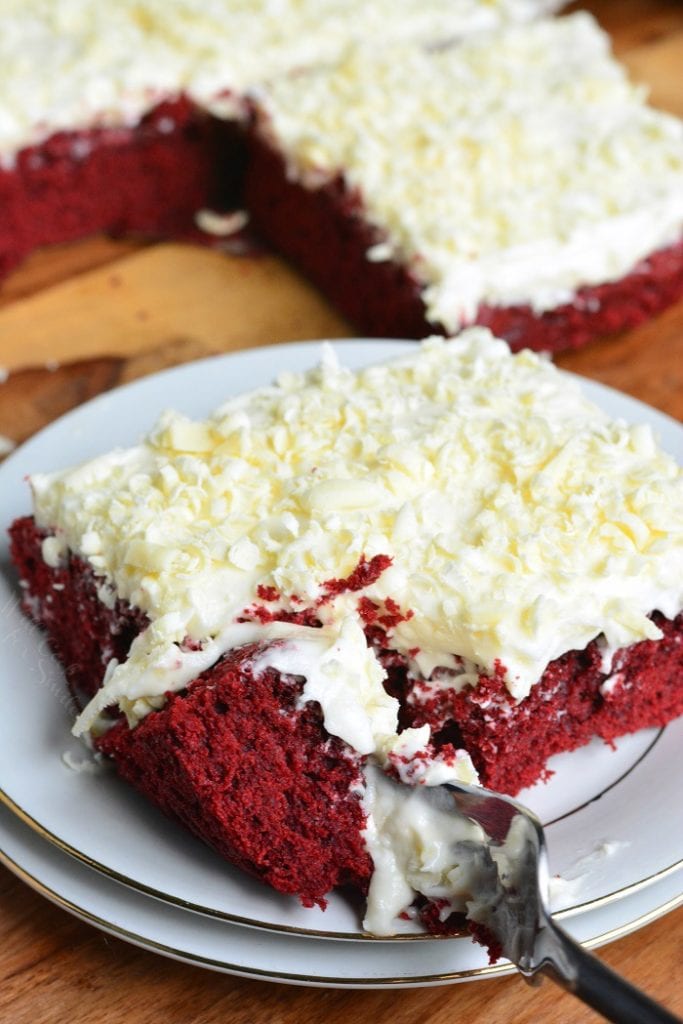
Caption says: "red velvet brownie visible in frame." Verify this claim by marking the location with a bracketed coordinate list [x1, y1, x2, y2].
[0, 0, 563, 280]
[9, 331, 683, 932]
[246, 14, 683, 353]
[4, 8, 682, 357]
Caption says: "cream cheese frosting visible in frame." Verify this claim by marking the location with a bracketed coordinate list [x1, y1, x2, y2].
[360, 764, 484, 935]
[32, 330, 683, 741]
[0, 0, 561, 164]
[254, 12, 683, 325]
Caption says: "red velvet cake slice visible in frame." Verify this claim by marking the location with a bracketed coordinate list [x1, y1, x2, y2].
[10, 330, 683, 933]
[246, 13, 683, 352]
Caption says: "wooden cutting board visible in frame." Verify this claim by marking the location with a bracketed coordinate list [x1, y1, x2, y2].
[1, 3, 682, 1023]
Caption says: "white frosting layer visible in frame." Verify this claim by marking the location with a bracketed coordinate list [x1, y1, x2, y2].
[256, 12, 683, 323]
[250, 617, 399, 757]
[0, 0, 561, 163]
[361, 764, 484, 935]
[32, 331, 683, 737]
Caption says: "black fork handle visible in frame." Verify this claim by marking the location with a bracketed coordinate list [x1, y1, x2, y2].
[535, 918, 681, 1024]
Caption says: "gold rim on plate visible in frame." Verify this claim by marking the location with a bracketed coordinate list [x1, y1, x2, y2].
[1, 839, 682, 987]
[0, 727, 680, 940]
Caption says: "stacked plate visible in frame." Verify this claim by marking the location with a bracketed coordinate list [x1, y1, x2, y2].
[1, 340, 682, 988]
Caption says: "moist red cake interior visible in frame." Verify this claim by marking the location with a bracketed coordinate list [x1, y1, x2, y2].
[9, 515, 146, 703]
[0, 96, 245, 281]
[9, 516, 372, 908]
[98, 643, 373, 908]
[382, 620, 683, 793]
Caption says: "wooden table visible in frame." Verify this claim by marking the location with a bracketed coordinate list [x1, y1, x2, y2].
[1, 2, 682, 1020]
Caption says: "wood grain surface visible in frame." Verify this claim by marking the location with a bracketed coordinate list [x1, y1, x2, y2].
[1, 2, 682, 1021]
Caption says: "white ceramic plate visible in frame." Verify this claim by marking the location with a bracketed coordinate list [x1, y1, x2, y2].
[1, 803, 681, 988]
[1, 339, 682, 939]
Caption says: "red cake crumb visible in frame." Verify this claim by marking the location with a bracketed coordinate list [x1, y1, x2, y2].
[414, 899, 501, 960]
[239, 602, 321, 627]
[358, 595, 415, 648]
[243, 554, 403, 629]
[244, 132, 683, 355]
[467, 920, 505, 965]
[0, 98, 244, 281]
[321, 553, 393, 598]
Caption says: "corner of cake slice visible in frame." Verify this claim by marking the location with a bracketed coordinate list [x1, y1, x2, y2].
[9, 328, 683, 933]
[246, 11, 683, 352]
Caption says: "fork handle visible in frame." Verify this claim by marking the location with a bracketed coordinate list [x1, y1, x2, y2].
[534, 918, 681, 1024]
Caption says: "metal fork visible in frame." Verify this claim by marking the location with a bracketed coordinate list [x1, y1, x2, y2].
[444, 781, 681, 1024]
